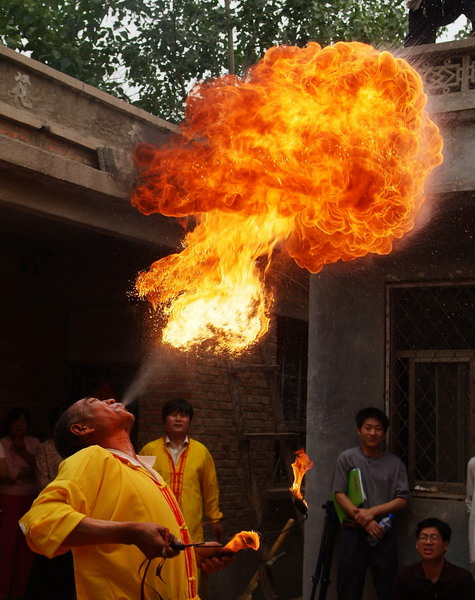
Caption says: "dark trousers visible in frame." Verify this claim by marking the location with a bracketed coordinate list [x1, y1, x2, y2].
[25, 551, 75, 600]
[337, 527, 398, 600]
[404, 0, 475, 46]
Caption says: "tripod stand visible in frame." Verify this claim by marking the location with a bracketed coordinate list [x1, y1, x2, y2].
[310, 500, 339, 600]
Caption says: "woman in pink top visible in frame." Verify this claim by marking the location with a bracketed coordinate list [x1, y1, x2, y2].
[0, 407, 40, 600]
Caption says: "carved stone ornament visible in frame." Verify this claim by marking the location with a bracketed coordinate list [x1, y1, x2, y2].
[418, 54, 475, 95]
[128, 123, 141, 145]
[10, 72, 33, 109]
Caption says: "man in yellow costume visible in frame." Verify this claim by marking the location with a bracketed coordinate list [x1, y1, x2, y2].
[139, 398, 223, 544]
[19, 397, 228, 600]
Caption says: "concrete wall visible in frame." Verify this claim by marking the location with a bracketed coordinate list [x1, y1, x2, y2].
[304, 198, 475, 598]
[303, 38, 475, 600]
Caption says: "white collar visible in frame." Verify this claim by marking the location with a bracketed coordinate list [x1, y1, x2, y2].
[165, 435, 189, 446]
[105, 448, 162, 481]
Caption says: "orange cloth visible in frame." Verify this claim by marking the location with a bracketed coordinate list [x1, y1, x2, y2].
[140, 437, 223, 542]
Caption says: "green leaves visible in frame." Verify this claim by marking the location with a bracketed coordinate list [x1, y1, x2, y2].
[0, 0, 407, 122]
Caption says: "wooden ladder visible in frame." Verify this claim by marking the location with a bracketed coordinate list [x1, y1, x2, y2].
[227, 344, 303, 599]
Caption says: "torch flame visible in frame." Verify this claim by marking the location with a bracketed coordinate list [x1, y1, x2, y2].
[222, 530, 260, 553]
[132, 41, 443, 353]
[289, 449, 314, 507]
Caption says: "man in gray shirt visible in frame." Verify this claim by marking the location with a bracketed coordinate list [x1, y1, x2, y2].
[331, 407, 410, 600]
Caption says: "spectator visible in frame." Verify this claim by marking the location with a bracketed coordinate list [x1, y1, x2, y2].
[26, 404, 75, 600]
[404, 0, 475, 47]
[35, 404, 68, 490]
[467, 456, 475, 576]
[0, 407, 40, 600]
[331, 406, 410, 600]
[392, 517, 475, 599]
[139, 398, 224, 544]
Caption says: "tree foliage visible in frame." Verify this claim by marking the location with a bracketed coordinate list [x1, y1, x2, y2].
[0, 0, 407, 122]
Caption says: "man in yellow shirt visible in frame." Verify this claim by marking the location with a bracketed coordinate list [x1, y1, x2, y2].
[19, 397, 228, 600]
[139, 398, 223, 544]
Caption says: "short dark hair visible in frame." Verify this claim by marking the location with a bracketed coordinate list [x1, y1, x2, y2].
[416, 518, 451, 542]
[2, 407, 31, 436]
[355, 407, 389, 433]
[162, 398, 193, 422]
[48, 404, 68, 431]
[54, 398, 93, 458]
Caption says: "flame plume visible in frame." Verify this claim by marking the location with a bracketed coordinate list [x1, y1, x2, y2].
[289, 449, 314, 512]
[132, 41, 443, 353]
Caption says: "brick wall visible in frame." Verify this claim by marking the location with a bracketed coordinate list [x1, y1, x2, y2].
[136, 331, 281, 539]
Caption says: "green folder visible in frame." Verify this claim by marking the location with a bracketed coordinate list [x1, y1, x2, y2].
[333, 468, 366, 524]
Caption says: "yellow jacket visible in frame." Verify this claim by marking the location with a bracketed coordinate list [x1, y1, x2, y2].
[20, 445, 199, 600]
[139, 437, 223, 542]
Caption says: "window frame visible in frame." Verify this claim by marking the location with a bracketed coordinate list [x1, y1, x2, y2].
[385, 281, 475, 499]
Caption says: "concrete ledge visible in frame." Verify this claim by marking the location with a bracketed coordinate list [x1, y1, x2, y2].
[0, 134, 129, 199]
[0, 162, 183, 247]
[398, 38, 475, 114]
[0, 44, 179, 134]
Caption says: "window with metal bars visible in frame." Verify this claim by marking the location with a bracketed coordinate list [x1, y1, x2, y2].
[387, 282, 475, 496]
[276, 315, 308, 433]
[272, 316, 308, 483]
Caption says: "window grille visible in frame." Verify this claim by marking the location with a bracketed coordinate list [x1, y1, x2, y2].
[272, 316, 308, 482]
[277, 315, 308, 432]
[387, 282, 475, 496]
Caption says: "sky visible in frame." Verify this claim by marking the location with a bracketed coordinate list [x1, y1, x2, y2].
[437, 15, 469, 42]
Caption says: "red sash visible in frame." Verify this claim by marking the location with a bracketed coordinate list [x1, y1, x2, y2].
[113, 453, 197, 599]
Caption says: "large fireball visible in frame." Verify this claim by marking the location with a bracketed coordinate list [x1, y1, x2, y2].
[132, 41, 443, 353]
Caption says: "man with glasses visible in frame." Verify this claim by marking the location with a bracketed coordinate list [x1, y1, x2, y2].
[392, 517, 475, 599]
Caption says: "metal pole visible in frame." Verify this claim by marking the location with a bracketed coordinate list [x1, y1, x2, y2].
[224, 0, 235, 74]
